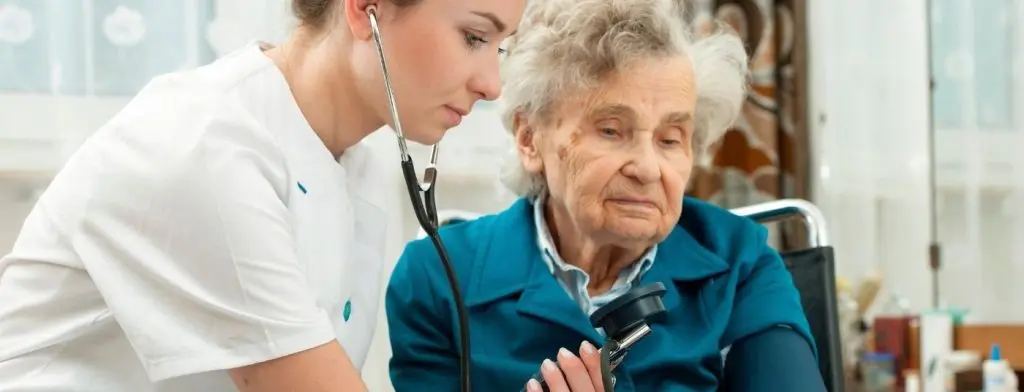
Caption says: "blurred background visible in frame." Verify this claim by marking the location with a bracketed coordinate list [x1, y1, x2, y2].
[1, 0, 1022, 390]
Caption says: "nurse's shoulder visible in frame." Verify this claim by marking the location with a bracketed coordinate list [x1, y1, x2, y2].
[79, 46, 288, 179]
[38, 45, 370, 390]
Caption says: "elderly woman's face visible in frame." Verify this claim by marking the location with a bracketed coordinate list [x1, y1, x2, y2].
[517, 56, 696, 245]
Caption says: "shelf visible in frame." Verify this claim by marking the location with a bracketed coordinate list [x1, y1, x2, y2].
[933, 129, 1024, 193]
[0, 93, 131, 177]
[0, 137, 59, 181]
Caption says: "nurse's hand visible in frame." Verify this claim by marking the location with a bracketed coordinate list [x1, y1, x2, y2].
[525, 341, 605, 392]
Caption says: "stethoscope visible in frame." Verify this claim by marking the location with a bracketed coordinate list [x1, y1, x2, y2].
[367, 5, 664, 392]
[365, 4, 473, 392]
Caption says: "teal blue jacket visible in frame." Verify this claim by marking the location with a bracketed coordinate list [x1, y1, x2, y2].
[386, 197, 817, 391]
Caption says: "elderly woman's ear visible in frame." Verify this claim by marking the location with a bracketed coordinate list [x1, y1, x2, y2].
[512, 111, 544, 175]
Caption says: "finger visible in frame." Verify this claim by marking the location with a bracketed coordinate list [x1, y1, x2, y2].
[540, 358, 570, 392]
[557, 347, 596, 392]
[579, 341, 605, 392]
[525, 378, 543, 392]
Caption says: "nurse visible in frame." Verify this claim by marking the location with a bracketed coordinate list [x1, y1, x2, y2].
[0, 0, 524, 391]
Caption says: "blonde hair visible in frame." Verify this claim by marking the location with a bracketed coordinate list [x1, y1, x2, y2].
[497, 0, 749, 197]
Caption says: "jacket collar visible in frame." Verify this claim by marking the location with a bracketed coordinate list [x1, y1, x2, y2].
[638, 210, 732, 311]
[465, 197, 730, 337]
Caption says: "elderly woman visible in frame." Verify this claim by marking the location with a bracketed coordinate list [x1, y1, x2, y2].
[385, 0, 825, 391]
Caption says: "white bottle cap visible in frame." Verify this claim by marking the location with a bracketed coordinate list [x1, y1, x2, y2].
[905, 371, 922, 392]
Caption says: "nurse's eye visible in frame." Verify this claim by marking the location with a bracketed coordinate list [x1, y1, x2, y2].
[464, 31, 489, 50]
[464, 31, 507, 56]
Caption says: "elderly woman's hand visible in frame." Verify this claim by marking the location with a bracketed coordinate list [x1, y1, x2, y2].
[525, 341, 606, 392]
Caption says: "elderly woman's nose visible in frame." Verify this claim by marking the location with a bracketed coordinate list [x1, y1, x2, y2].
[621, 149, 661, 184]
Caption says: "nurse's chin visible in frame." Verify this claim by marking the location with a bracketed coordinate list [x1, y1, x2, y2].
[400, 125, 450, 146]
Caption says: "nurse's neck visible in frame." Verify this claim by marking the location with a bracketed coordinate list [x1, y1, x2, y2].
[265, 30, 382, 160]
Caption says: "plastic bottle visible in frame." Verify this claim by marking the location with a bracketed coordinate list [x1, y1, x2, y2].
[983, 344, 1011, 391]
[904, 370, 921, 392]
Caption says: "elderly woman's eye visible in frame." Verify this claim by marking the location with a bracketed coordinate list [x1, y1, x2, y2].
[599, 127, 620, 137]
[660, 139, 682, 147]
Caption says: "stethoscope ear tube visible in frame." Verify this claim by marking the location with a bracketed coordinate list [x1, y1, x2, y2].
[365, 4, 441, 169]
[366, 5, 471, 392]
[367, 4, 440, 227]
[365, 4, 408, 160]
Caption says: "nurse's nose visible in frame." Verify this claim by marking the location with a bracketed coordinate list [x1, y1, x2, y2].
[468, 57, 502, 102]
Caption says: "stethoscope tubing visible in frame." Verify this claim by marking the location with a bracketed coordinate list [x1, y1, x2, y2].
[366, 5, 472, 391]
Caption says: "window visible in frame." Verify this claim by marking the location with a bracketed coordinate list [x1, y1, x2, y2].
[930, 0, 1015, 131]
[0, 1, 217, 96]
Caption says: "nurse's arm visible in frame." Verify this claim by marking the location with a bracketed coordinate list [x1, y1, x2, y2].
[718, 224, 826, 392]
[229, 343, 367, 392]
[385, 241, 462, 391]
[74, 109, 368, 392]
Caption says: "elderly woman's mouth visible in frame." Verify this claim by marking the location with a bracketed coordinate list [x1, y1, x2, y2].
[606, 198, 659, 210]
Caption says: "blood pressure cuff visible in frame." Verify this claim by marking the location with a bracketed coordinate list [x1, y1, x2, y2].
[721, 327, 826, 392]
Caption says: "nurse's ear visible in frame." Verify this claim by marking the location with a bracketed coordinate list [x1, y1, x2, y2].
[343, 0, 380, 40]
[513, 111, 544, 174]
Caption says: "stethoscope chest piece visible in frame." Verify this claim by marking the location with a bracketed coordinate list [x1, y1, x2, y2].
[523, 282, 668, 392]
[589, 282, 668, 340]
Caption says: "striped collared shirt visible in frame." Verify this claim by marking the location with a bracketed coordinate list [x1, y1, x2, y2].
[532, 196, 657, 316]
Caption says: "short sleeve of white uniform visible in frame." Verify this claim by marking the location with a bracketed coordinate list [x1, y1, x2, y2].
[68, 90, 336, 381]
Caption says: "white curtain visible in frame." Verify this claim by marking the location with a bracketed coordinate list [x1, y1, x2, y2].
[929, 0, 1024, 322]
[0, 1, 382, 389]
[808, 0, 935, 312]
[0, 2, 510, 389]
[810, 0, 1024, 322]
[0, 0, 293, 176]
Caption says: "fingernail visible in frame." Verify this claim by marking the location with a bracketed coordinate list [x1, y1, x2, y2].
[558, 347, 573, 359]
[580, 341, 596, 355]
[527, 379, 542, 391]
[542, 358, 557, 372]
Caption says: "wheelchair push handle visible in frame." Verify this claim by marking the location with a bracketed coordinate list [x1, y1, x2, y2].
[729, 198, 829, 248]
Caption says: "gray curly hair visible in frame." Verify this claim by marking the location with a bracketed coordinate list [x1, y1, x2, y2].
[497, 0, 749, 198]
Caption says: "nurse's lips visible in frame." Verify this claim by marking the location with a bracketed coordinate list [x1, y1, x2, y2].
[444, 105, 467, 127]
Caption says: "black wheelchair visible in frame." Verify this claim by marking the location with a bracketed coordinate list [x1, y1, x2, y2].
[731, 199, 844, 392]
